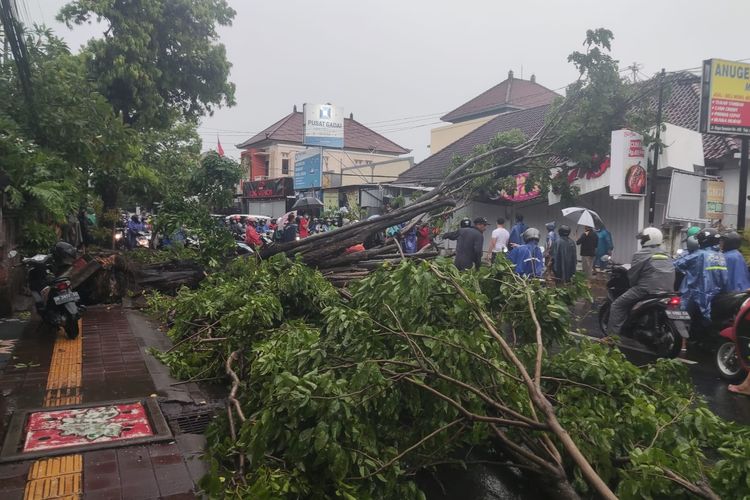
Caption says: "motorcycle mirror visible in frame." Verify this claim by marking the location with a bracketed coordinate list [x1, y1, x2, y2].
[7, 250, 18, 259]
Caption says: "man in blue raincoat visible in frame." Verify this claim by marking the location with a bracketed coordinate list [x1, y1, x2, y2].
[720, 231, 750, 292]
[674, 228, 728, 321]
[508, 227, 544, 277]
[508, 214, 528, 247]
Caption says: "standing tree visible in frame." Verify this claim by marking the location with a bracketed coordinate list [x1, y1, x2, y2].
[58, 0, 236, 130]
[189, 151, 242, 211]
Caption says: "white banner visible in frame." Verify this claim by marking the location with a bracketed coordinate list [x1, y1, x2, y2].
[609, 129, 647, 197]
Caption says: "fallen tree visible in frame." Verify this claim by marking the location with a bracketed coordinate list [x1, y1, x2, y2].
[149, 256, 748, 499]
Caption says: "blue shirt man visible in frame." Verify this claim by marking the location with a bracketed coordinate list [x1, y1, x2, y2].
[508, 215, 528, 247]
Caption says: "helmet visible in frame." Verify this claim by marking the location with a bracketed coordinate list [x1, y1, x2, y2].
[473, 217, 488, 226]
[459, 217, 472, 228]
[686, 226, 701, 237]
[558, 224, 571, 237]
[696, 228, 720, 248]
[721, 231, 743, 252]
[545, 222, 556, 231]
[686, 235, 699, 253]
[52, 241, 76, 267]
[637, 227, 663, 247]
[523, 227, 541, 242]
[247, 217, 256, 225]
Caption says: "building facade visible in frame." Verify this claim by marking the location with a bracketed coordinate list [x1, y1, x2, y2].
[235, 107, 411, 216]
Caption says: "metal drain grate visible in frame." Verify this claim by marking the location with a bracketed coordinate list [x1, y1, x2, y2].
[169, 409, 216, 435]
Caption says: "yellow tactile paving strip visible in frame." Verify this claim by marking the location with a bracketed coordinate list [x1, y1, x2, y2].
[43, 324, 83, 407]
[24, 321, 84, 500]
[24, 455, 82, 500]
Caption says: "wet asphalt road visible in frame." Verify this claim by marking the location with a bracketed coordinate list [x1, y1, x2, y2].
[574, 300, 750, 426]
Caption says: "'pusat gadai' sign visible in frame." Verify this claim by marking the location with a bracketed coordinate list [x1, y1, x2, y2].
[303, 103, 344, 148]
[700, 59, 750, 136]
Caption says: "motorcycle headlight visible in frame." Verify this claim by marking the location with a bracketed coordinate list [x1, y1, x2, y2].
[115, 233, 122, 240]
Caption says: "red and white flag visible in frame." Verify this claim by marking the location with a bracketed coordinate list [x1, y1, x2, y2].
[217, 136, 225, 157]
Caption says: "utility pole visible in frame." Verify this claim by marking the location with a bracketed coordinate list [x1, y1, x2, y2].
[738, 137, 749, 231]
[648, 69, 666, 225]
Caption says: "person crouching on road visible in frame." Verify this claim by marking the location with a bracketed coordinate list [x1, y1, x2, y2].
[508, 228, 544, 278]
[607, 228, 675, 336]
[244, 217, 261, 248]
[443, 217, 488, 271]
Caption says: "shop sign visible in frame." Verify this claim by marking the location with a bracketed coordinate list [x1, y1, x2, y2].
[243, 177, 293, 199]
[700, 59, 750, 136]
[303, 103, 345, 148]
[294, 150, 322, 189]
[323, 190, 339, 212]
[610, 129, 647, 197]
[704, 179, 725, 219]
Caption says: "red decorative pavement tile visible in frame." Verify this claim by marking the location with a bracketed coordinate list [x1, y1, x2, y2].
[23, 402, 153, 452]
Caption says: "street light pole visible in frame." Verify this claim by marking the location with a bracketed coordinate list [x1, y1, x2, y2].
[738, 137, 749, 231]
[648, 69, 666, 225]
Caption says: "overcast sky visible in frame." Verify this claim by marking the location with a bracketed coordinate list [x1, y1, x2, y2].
[25, 0, 750, 162]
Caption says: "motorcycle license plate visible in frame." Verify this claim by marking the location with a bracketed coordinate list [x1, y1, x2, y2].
[53, 292, 80, 305]
[665, 310, 690, 320]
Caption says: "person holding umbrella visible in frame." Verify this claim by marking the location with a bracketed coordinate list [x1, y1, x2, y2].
[577, 226, 598, 278]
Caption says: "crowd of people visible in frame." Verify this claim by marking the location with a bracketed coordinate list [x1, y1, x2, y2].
[443, 212, 618, 284]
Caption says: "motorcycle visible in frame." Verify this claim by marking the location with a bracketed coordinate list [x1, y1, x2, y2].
[597, 256, 686, 358]
[23, 251, 84, 339]
[716, 294, 750, 382]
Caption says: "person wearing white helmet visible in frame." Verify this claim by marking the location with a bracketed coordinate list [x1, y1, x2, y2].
[607, 227, 675, 336]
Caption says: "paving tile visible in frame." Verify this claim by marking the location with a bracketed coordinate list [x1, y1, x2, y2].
[153, 462, 194, 496]
[161, 491, 196, 499]
[116, 446, 160, 499]
[83, 486, 122, 499]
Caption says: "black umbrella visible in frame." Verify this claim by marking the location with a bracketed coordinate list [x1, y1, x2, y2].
[292, 197, 324, 210]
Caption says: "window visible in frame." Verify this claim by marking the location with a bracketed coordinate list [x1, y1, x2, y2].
[282, 159, 289, 175]
[263, 159, 270, 177]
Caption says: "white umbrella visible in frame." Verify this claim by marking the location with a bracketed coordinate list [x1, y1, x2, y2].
[561, 207, 603, 228]
[277, 210, 297, 230]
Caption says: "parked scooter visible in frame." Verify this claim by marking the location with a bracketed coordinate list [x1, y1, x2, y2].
[597, 255, 687, 358]
[22, 242, 84, 339]
[716, 294, 750, 382]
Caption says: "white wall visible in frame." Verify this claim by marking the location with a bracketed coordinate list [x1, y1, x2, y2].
[459, 189, 642, 262]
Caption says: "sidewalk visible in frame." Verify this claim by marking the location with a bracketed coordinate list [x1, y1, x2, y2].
[0, 306, 209, 499]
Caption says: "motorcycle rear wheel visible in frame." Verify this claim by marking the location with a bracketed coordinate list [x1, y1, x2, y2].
[64, 312, 79, 340]
[715, 341, 745, 383]
[656, 315, 683, 359]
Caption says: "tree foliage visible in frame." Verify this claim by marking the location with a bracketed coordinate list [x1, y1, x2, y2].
[150, 257, 746, 499]
[58, 0, 236, 129]
[189, 151, 242, 211]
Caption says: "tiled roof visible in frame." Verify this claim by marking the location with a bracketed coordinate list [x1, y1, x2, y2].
[398, 105, 550, 184]
[235, 112, 409, 155]
[659, 73, 738, 160]
[398, 74, 740, 185]
[441, 73, 560, 123]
